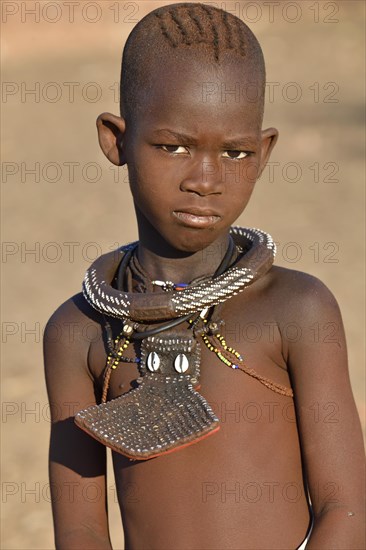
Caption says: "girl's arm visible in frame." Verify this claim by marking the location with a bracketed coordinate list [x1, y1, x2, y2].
[44, 297, 113, 550]
[285, 275, 365, 549]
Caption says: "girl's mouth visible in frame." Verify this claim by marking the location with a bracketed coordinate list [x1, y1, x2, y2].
[173, 211, 221, 228]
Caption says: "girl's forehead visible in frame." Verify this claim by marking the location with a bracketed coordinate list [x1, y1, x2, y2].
[150, 50, 262, 88]
[133, 56, 264, 131]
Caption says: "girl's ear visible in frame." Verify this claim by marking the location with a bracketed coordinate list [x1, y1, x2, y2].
[96, 112, 126, 166]
[258, 127, 279, 178]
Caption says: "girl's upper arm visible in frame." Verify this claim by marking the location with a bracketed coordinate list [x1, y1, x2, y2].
[44, 296, 112, 549]
[285, 275, 364, 538]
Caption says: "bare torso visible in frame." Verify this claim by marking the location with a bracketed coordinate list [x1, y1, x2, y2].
[45, 255, 366, 550]
[86, 266, 311, 549]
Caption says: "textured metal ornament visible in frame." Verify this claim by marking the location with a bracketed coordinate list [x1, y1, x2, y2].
[74, 333, 220, 460]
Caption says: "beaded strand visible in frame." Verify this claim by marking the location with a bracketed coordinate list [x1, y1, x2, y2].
[201, 329, 293, 397]
[102, 334, 141, 403]
[202, 333, 243, 369]
[109, 335, 131, 369]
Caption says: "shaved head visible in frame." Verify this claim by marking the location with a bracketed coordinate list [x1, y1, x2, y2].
[120, 2, 266, 122]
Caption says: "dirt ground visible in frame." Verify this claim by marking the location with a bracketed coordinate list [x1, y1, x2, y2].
[1, 1, 365, 549]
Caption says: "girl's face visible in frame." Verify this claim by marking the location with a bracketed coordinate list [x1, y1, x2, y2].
[122, 56, 278, 254]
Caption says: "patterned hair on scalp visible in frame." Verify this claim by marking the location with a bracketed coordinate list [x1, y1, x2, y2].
[120, 2, 265, 119]
[153, 3, 251, 61]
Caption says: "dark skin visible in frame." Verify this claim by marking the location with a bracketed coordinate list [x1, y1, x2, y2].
[45, 55, 365, 549]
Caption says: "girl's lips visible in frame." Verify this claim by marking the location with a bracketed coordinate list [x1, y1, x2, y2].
[173, 211, 221, 228]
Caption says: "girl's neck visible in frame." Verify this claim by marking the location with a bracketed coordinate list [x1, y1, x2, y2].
[136, 233, 231, 284]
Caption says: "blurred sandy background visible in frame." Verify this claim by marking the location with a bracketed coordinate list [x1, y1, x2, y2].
[1, 1, 365, 548]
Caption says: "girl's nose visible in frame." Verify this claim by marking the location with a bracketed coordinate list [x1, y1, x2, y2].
[179, 156, 223, 196]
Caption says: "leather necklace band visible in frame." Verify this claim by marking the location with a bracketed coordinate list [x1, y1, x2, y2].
[117, 236, 236, 339]
[82, 227, 276, 322]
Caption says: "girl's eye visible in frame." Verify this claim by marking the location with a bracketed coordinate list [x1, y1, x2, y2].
[160, 145, 189, 154]
[222, 150, 249, 160]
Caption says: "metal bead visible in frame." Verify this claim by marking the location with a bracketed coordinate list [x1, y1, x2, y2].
[122, 322, 134, 335]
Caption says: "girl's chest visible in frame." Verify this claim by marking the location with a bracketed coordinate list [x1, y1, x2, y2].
[88, 301, 290, 404]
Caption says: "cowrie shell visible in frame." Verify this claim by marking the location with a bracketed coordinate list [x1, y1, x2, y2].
[174, 353, 189, 373]
[147, 352, 160, 372]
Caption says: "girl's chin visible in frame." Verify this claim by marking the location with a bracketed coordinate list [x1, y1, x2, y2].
[166, 230, 231, 255]
[137, 216, 231, 255]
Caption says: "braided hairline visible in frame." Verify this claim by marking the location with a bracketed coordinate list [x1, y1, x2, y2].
[153, 3, 249, 61]
[222, 10, 234, 50]
[187, 6, 205, 37]
[154, 12, 178, 48]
